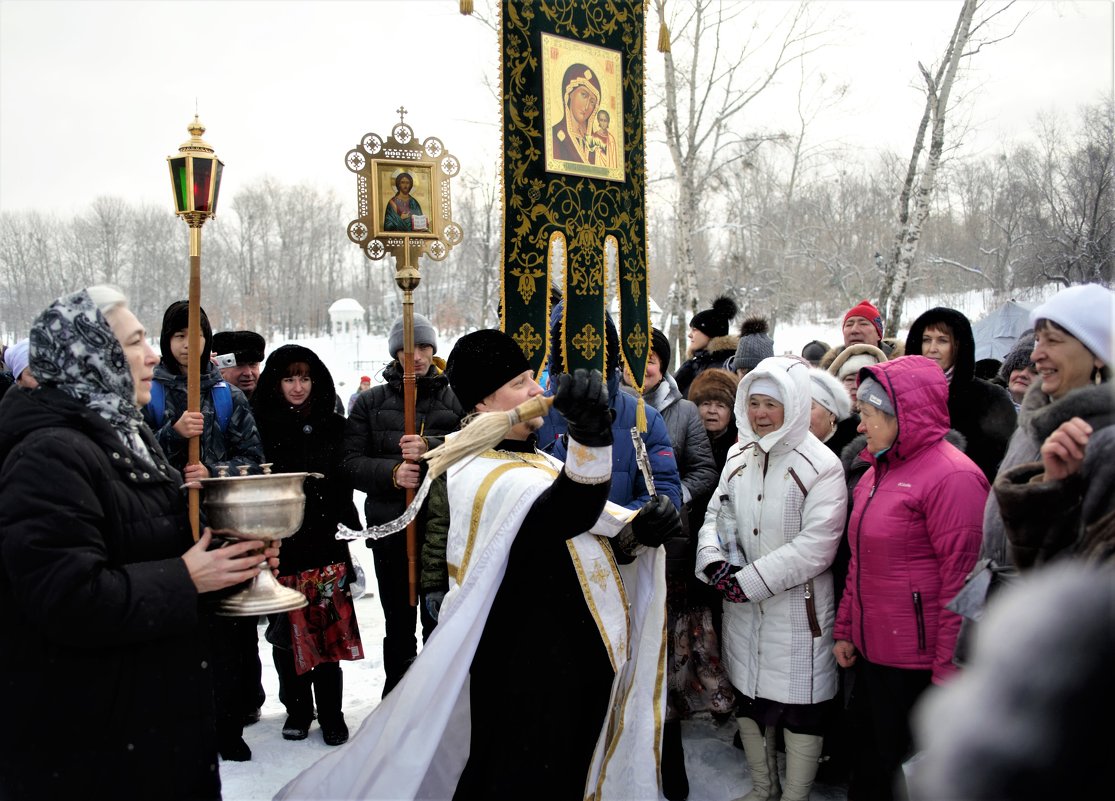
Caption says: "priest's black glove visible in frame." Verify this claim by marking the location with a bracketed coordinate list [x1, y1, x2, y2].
[631, 495, 682, 548]
[553, 368, 612, 447]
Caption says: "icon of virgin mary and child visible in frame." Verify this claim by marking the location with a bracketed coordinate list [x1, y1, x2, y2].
[551, 63, 618, 168]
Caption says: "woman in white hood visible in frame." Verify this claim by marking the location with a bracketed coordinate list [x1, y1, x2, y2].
[695, 356, 847, 801]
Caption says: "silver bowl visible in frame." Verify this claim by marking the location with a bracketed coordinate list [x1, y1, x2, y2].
[198, 471, 323, 616]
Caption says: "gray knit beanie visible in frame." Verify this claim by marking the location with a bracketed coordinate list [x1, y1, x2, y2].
[857, 374, 895, 416]
[729, 316, 774, 373]
[388, 313, 438, 359]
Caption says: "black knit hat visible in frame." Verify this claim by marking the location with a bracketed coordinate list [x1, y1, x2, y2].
[445, 329, 531, 411]
[689, 296, 738, 339]
[650, 327, 671, 372]
[160, 300, 212, 374]
[801, 340, 830, 366]
[212, 330, 266, 365]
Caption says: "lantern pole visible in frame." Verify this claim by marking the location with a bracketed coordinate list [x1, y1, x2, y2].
[396, 238, 420, 606]
[168, 116, 223, 541]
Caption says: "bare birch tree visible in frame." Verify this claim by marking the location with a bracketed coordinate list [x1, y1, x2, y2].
[876, 0, 1024, 336]
[653, 0, 828, 357]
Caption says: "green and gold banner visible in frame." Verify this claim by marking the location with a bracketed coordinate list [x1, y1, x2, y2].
[500, 0, 650, 390]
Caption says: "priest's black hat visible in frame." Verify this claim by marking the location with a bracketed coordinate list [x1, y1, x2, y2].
[445, 328, 531, 411]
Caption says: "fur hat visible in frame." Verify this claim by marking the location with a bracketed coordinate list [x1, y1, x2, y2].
[212, 330, 265, 365]
[5, 338, 29, 381]
[650, 327, 671, 372]
[159, 300, 212, 374]
[445, 328, 531, 411]
[729, 316, 775, 373]
[388, 313, 438, 359]
[689, 296, 738, 339]
[809, 368, 852, 421]
[801, 340, 830, 366]
[829, 343, 888, 380]
[997, 331, 1035, 383]
[844, 300, 885, 340]
[1030, 283, 1115, 366]
[687, 368, 739, 409]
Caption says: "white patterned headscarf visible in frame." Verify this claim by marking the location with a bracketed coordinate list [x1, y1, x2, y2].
[29, 289, 155, 465]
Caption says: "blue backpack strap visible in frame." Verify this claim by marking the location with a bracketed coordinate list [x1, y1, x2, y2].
[212, 381, 233, 433]
[147, 379, 166, 427]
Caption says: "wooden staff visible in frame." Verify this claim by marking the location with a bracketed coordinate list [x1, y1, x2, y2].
[397, 238, 420, 606]
[187, 226, 203, 541]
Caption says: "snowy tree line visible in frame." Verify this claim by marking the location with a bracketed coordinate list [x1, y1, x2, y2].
[2, 100, 1109, 343]
[647, 99, 1113, 331]
[0, 173, 503, 342]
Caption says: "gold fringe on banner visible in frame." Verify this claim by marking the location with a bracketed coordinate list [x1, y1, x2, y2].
[635, 395, 647, 433]
[460, 0, 473, 15]
[658, 21, 671, 53]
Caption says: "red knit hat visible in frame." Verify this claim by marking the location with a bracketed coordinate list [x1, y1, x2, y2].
[844, 300, 884, 340]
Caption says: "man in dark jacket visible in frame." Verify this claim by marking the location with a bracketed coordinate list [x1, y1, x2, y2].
[343, 312, 464, 695]
[905, 307, 1017, 483]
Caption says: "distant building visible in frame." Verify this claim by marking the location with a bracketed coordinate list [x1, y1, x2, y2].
[329, 297, 365, 336]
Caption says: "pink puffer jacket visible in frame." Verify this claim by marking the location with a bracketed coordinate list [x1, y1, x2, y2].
[833, 356, 989, 684]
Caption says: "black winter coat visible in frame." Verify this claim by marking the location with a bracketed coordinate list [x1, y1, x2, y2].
[675, 334, 739, 399]
[252, 345, 359, 575]
[906, 308, 1017, 483]
[342, 359, 464, 529]
[0, 387, 219, 800]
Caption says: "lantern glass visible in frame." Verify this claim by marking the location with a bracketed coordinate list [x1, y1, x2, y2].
[193, 159, 213, 212]
[170, 156, 189, 214]
[211, 160, 224, 215]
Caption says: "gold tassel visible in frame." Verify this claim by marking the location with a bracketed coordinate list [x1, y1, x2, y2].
[636, 395, 647, 433]
[658, 21, 671, 53]
[460, 0, 473, 14]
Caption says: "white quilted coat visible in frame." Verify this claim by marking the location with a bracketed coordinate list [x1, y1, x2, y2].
[695, 356, 847, 705]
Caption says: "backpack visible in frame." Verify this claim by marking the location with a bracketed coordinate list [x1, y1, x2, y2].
[146, 379, 233, 433]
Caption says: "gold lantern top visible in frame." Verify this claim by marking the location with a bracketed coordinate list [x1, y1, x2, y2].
[167, 115, 224, 227]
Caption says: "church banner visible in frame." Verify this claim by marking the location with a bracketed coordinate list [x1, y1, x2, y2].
[500, 0, 650, 390]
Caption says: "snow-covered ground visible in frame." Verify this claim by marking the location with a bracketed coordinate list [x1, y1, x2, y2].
[218, 567, 848, 801]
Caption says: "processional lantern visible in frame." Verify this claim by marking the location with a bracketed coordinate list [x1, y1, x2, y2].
[166, 115, 224, 543]
[343, 108, 463, 606]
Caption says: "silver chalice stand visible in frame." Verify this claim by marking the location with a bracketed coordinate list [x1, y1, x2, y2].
[199, 466, 322, 616]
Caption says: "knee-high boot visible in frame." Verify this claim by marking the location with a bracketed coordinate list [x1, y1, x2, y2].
[662, 719, 689, 800]
[273, 646, 313, 739]
[311, 662, 348, 746]
[734, 717, 781, 801]
[780, 730, 823, 801]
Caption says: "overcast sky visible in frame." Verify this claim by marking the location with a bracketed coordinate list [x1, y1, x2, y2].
[1, 0, 1111, 217]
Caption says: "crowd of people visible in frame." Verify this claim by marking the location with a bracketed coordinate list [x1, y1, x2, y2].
[0, 281, 1111, 800]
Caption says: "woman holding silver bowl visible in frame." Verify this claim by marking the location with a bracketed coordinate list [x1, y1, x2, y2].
[0, 286, 276, 801]
[251, 344, 364, 747]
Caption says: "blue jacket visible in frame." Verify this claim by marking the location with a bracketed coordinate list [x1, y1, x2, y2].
[538, 371, 682, 512]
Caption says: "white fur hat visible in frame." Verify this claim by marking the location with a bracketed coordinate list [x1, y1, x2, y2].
[809, 368, 852, 420]
[1030, 283, 1115, 367]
